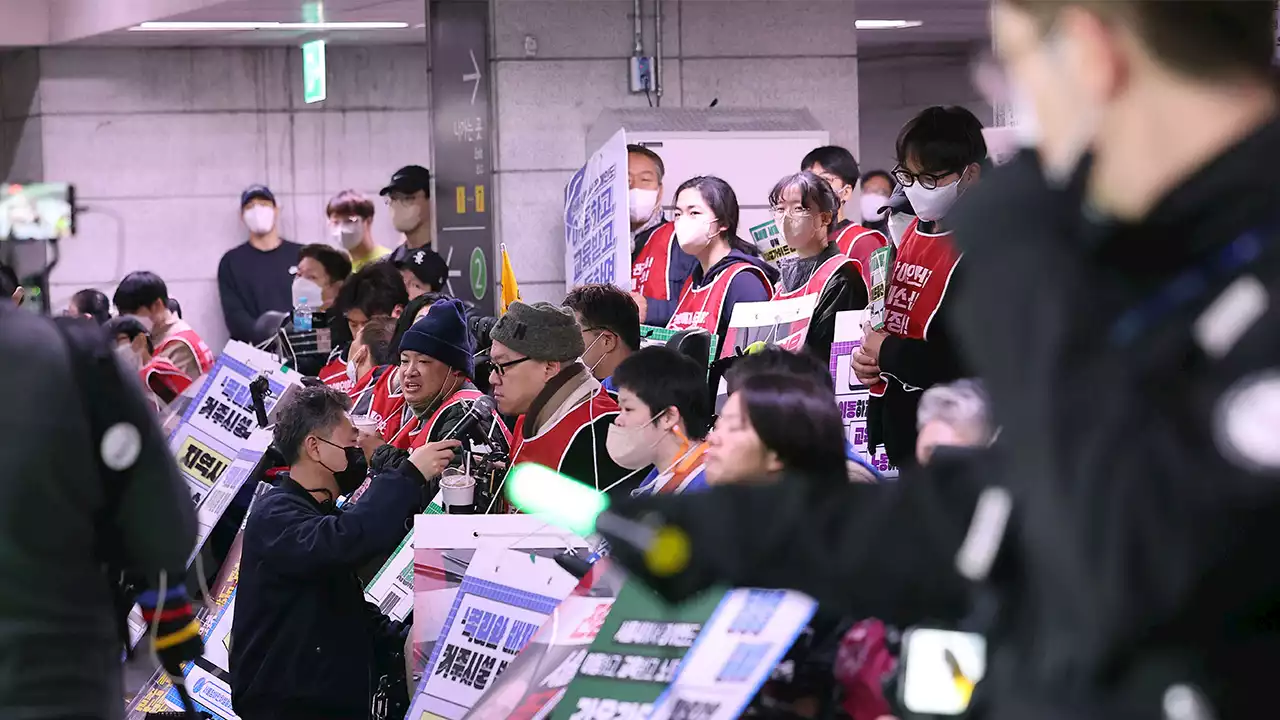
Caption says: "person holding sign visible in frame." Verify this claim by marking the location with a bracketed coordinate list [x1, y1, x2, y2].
[769, 171, 869, 364]
[231, 385, 457, 720]
[853, 106, 983, 469]
[608, 346, 714, 495]
[628, 144, 698, 326]
[802, 146, 890, 287]
[490, 301, 635, 498]
[666, 176, 778, 346]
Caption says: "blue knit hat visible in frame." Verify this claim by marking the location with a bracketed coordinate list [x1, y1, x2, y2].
[399, 298, 475, 377]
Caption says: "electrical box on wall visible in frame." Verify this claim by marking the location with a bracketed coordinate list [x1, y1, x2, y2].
[628, 56, 654, 93]
[587, 109, 830, 233]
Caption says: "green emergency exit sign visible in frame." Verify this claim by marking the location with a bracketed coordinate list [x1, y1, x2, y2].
[302, 40, 326, 104]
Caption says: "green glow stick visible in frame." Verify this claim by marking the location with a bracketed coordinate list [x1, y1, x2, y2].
[505, 463, 610, 536]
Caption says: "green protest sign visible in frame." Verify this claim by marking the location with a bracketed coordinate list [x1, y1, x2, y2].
[550, 581, 725, 720]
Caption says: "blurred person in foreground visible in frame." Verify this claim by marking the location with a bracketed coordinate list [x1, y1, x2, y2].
[230, 385, 459, 720]
[0, 302, 198, 719]
[598, 2, 1280, 718]
[113, 270, 215, 380]
[915, 379, 995, 466]
[725, 346, 881, 483]
[563, 283, 641, 395]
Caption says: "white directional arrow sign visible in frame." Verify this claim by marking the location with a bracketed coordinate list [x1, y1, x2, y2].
[463, 49, 481, 105]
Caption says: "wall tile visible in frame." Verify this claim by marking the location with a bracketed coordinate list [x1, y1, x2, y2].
[289, 46, 431, 112]
[679, 0, 856, 58]
[39, 48, 289, 115]
[289, 109, 432, 195]
[0, 49, 41, 120]
[494, 0, 679, 60]
[496, 169, 575, 285]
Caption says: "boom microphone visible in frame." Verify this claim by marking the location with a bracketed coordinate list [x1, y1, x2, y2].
[446, 395, 498, 445]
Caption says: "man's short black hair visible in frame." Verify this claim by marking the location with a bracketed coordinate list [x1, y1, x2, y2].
[627, 144, 665, 182]
[71, 289, 111, 325]
[358, 315, 398, 367]
[335, 263, 408, 319]
[299, 243, 353, 284]
[103, 315, 153, 354]
[725, 346, 835, 396]
[861, 169, 894, 190]
[112, 271, 170, 314]
[563, 283, 642, 351]
[895, 106, 987, 175]
[801, 146, 861, 186]
[613, 346, 713, 440]
[1002, 0, 1275, 81]
[272, 384, 352, 465]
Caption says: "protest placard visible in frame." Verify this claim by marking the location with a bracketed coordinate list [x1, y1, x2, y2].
[830, 311, 898, 477]
[866, 245, 893, 331]
[719, 295, 819, 359]
[565, 128, 630, 292]
[363, 491, 442, 623]
[549, 582, 725, 720]
[748, 219, 797, 272]
[465, 561, 628, 720]
[409, 545, 582, 719]
[649, 589, 817, 720]
[412, 515, 590, 675]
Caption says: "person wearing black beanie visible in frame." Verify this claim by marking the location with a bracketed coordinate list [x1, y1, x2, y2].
[382, 298, 511, 459]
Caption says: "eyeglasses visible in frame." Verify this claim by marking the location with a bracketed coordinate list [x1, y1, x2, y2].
[489, 356, 532, 377]
[770, 207, 814, 220]
[891, 166, 961, 190]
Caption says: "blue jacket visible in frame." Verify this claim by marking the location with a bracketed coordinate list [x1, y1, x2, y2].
[230, 466, 425, 719]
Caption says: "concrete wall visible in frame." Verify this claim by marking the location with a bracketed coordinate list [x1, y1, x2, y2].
[492, 0, 861, 304]
[857, 47, 991, 176]
[1, 45, 429, 352]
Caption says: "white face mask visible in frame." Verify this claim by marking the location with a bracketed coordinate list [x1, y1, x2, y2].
[780, 214, 822, 249]
[292, 276, 324, 308]
[628, 188, 660, 225]
[243, 205, 276, 235]
[606, 411, 667, 470]
[674, 215, 717, 254]
[391, 204, 422, 233]
[861, 193, 890, 223]
[115, 343, 143, 373]
[903, 168, 968, 223]
[582, 332, 607, 374]
[887, 212, 913, 247]
[133, 313, 155, 332]
[333, 222, 363, 250]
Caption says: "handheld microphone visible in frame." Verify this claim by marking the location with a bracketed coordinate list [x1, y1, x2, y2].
[446, 395, 497, 444]
[249, 375, 270, 428]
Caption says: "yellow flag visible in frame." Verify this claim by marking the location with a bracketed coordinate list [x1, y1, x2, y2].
[500, 243, 520, 314]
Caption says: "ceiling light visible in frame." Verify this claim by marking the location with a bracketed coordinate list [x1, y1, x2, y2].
[129, 21, 410, 32]
[855, 19, 923, 30]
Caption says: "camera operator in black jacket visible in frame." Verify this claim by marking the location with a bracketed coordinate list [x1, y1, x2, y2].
[230, 385, 460, 720]
[600, 3, 1280, 719]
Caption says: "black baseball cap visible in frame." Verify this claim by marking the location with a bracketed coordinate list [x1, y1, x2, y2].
[396, 247, 450, 291]
[380, 165, 432, 197]
[240, 184, 276, 209]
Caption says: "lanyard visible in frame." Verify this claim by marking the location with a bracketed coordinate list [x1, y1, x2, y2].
[1109, 231, 1264, 348]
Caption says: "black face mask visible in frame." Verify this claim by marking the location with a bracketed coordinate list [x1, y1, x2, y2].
[318, 438, 369, 497]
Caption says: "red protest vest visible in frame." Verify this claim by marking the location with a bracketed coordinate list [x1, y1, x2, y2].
[884, 219, 961, 341]
[631, 222, 678, 300]
[666, 262, 774, 334]
[368, 368, 409, 444]
[510, 388, 619, 477]
[319, 354, 354, 394]
[832, 222, 888, 290]
[156, 328, 215, 376]
[395, 388, 514, 451]
[768, 254, 854, 351]
[141, 355, 192, 404]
